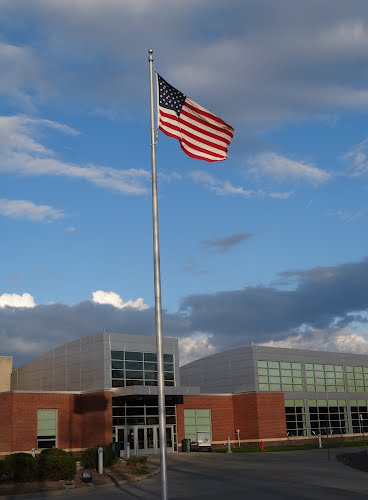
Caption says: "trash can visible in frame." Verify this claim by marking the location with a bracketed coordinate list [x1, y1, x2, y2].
[182, 438, 191, 452]
[112, 442, 122, 458]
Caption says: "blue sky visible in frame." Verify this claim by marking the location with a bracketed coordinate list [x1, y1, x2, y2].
[1, 0, 368, 365]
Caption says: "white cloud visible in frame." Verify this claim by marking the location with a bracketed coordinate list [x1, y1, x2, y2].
[190, 170, 291, 199]
[0, 115, 150, 195]
[0, 292, 36, 308]
[3, 3, 368, 125]
[92, 290, 149, 310]
[328, 208, 365, 223]
[0, 42, 44, 108]
[179, 334, 217, 366]
[190, 170, 250, 197]
[344, 138, 368, 177]
[0, 198, 64, 222]
[248, 152, 331, 184]
[261, 327, 368, 355]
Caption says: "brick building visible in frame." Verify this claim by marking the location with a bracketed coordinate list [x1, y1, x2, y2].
[2, 334, 368, 456]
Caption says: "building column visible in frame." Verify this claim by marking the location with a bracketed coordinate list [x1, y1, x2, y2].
[305, 399, 312, 437]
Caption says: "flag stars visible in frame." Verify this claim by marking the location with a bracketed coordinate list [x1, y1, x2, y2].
[157, 74, 186, 117]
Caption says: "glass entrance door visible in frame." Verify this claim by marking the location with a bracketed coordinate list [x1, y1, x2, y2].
[156, 425, 175, 453]
[113, 425, 175, 456]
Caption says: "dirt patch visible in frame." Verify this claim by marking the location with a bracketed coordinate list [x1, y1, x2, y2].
[337, 451, 368, 473]
[0, 459, 158, 496]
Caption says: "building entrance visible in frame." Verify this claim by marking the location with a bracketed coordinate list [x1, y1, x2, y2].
[114, 425, 175, 456]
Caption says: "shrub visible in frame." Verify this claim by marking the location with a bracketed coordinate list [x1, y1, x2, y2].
[81, 445, 116, 469]
[38, 453, 76, 481]
[126, 455, 148, 474]
[4, 453, 38, 483]
[100, 444, 116, 467]
[0, 459, 6, 481]
[81, 448, 97, 469]
[40, 447, 67, 457]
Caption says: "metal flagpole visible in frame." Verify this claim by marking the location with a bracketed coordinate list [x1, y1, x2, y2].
[148, 48, 168, 500]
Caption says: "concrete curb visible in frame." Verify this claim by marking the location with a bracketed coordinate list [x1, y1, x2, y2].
[0, 467, 160, 499]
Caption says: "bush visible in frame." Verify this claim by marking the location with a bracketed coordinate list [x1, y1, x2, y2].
[38, 452, 76, 481]
[4, 453, 38, 483]
[40, 447, 67, 457]
[0, 459, 6, 480]
[126, 455, 148, 474]
[81, 445, 116, 469]
[100, 444, 116, 467]
[81, 448, 97, 469]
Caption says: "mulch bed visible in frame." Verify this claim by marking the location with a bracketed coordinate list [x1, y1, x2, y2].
[337, 451, 368, 473]
[0, 460, 158, 496]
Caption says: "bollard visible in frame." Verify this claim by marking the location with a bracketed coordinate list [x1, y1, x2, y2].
[235, 429, 240, 448]
[97, 447, 103, 474]
[260, 440, 265, 452]
[227, 436, 232, 453]
[126, 442, 131, 460]
[31, 448, 36, 458]
[318, 435, 322, 449]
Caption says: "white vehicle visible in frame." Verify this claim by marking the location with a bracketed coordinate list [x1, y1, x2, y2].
[192, 431, 212, 452]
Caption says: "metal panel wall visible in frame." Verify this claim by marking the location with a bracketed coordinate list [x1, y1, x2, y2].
[11, 332, 179, 392]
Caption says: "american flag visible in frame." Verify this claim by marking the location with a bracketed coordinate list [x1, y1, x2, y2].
[157, 74, 234, 162]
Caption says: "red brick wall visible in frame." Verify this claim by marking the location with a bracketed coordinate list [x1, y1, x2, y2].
[79, 391, 113, 448]
[232, 392, 287, 440]
[232, 393, 259, 439]
[177, 392, 287, 445]
[0, 394, 13, 452]
[0, 391, 113, 453]
[255, 393, 287, 438]
[177, 395, 234, 444]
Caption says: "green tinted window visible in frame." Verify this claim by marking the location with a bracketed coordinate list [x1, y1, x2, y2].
[184, 409, 211, 441]
[125, 352, 143, 361]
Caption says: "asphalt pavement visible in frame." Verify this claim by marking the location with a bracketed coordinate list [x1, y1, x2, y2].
[6, 448, 368, 499]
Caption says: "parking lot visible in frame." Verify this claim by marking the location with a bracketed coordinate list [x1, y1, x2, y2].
[19, 448, 368, 500]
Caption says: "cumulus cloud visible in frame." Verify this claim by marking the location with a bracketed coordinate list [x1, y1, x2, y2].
[92, 290, 149, 310]
[181, 257, 368, 351]
[261, 327, 368, 356]
[3, 1, 368, 125]
[0, 300, 190, 366]
[0, 292, 36, 308]
[3, 257, 368, 366]
[248, 152, 331, 184]
[179, 334, 217, 366]
[0, 116, 149, 195]
[201, 232, 254, 253]
[0, 198, 64, 222]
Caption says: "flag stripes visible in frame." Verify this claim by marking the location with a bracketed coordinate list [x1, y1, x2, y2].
[157, 74, 234, 162]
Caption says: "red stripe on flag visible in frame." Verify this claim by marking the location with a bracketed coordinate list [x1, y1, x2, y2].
[160, 116, 228, 154]
[185, 100, 234, 130]
[160, 114, 227, 153]
[180, 137, 226, 159]
[178, 115, 231, 145]
[180, 142, 224, 162]
[180, 108, 234, 138]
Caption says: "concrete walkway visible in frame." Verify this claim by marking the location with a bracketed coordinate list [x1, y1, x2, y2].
[11, 448, 368, 499]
